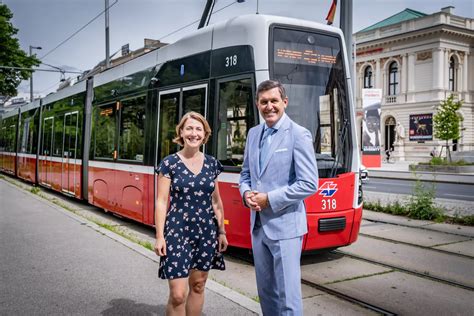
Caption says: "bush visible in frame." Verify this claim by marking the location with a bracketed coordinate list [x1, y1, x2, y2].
[406, 180, 444, 221]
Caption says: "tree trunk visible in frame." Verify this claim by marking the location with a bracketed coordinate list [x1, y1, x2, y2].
[446, 140, 452, 162]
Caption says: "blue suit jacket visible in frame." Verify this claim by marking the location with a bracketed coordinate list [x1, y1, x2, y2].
[239, 115, 319, 240]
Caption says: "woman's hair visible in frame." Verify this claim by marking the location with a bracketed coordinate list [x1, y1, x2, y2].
[173, 111, 212, 146]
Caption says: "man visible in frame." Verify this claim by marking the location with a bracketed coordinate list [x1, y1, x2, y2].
[239, 80, 318, 315]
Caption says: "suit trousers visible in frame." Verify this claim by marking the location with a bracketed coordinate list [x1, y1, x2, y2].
[252, 223, 303, 316]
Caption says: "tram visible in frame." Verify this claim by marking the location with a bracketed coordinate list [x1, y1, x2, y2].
[0, 14, 362, 250]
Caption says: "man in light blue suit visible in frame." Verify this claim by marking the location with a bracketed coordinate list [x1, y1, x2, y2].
[239, 80, 318, 315]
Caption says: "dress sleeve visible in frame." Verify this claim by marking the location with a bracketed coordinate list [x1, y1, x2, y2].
[156, 156, 171, 178]
[214, 157, 224, 177]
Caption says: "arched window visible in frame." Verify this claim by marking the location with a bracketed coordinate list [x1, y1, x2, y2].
[449, 56, 457, 91]
[364, 66, 373, 88]
[388, 62, 399, 95]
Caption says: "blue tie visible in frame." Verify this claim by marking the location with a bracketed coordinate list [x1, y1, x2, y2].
[259, 127, 276, 170]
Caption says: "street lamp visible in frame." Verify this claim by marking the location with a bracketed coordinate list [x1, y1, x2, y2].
[29, 45, 42, 102]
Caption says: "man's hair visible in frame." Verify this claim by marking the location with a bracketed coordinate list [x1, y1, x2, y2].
[173, 111, 211, 146]
[256, 80, 287, 100]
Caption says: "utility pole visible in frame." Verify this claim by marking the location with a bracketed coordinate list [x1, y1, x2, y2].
[29, 45, 42, 102]
[339, 0, 355, 98]
[105, 0, 110, 68]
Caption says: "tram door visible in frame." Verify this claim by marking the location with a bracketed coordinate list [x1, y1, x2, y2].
[40, 117, 54, 186]
[61, 112, 79, 195]
[156, 84, 207, 162]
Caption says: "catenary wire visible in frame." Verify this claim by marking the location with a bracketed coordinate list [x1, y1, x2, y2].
[39, 0, 118, 60]
[159, 0, 238, 41]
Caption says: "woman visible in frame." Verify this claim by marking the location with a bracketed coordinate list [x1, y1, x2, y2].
[154, 111, 227, 316]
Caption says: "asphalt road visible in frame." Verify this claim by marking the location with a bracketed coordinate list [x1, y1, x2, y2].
[363, 177, 474, 201]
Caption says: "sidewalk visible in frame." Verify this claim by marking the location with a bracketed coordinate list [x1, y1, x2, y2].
[0, 180, 260, 315]
[367, 160, 474, 184]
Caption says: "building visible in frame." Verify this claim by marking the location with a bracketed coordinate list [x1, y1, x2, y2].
[354, 6, 473, 162]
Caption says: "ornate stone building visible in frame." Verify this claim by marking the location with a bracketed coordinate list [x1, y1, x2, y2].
[354, 6, 473, 162]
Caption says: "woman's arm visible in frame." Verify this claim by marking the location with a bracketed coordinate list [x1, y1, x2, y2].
[212, 180, 228, 252]
[154, 173, 171, 256]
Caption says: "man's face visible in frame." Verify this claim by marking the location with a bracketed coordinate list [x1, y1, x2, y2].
[256, 87, 288, 127]
[366, 116, 380, 133]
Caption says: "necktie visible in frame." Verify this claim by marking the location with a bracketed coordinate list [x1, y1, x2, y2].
[259, 127, 276, 170]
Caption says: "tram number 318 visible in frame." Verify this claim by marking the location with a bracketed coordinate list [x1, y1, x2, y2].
[225, 55, 238, 67]
[321, 199, 337, 210]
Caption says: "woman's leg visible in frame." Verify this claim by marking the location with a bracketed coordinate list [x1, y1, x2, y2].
[186, 269, 209, 316]
[167, 278, 188, 316]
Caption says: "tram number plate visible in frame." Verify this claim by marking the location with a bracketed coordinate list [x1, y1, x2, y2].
[321, 199, 337, 210]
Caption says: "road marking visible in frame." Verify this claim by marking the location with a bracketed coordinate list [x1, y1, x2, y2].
[370, 181, 410, 187]
[444, 193, 471, 198]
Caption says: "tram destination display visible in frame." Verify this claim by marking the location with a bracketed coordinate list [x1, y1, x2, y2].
[274, 41, 337, 67]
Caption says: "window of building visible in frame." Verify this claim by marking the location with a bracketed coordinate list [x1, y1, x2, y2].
[364, 66, 373, 88]
[449, 56, 457, 92]
[388, 62, 399, 95]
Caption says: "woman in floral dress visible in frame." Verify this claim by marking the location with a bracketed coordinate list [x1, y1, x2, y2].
[154, 111, 227, 315]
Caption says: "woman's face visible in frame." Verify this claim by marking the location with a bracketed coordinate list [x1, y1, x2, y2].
[366, 116, 380, 133]
[180, 118, 205, 149]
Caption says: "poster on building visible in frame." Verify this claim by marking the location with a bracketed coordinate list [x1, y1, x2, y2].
[361, 89, 382, 167]
[409, 113, 433, 141]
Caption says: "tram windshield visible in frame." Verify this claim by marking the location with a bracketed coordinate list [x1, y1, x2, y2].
[271, 27, 352, 178]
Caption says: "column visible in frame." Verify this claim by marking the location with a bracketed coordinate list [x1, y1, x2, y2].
[432, 48, 444, 100]
[407, 53, 416, 102]
[401, 54, 408, 94]
[375, 59, 381, 89]
[462, 52, 468, 92]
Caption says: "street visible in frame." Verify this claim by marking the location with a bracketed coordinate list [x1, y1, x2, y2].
[364, 177, 474, 201]
[1, 176, 473, 315]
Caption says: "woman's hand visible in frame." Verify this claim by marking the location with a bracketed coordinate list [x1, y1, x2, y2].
[154, 237, 167, 256]
[218, 233, 228, 253]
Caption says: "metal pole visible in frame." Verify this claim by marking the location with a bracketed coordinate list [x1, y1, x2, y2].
[105, 0, 110, 68]
[29, 45, 42, 102]
[29, 46, 33, 102]
[340, 0, 355, 100]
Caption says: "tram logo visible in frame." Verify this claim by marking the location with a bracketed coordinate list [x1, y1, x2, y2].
[318, 181, 338, 197]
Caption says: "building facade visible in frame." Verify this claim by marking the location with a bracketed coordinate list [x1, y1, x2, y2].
[354, 6, 473, 162]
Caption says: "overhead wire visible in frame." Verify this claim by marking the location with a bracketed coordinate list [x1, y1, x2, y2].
[159, 0, 238, 41]
[39, 0, 118, 60]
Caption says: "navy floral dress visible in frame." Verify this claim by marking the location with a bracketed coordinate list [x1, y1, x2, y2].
[156, 153, 225, 279]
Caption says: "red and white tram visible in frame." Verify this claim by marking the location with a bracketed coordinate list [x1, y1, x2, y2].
[0, 14, 363, 250]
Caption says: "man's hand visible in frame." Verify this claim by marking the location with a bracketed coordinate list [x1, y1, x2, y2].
[252, 192, 270, 210]
[244, 191, 261, 211]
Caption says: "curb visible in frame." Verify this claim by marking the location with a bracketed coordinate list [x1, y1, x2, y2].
[369, 170, 474, 184]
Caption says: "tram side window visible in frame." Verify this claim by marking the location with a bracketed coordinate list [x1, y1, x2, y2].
[118, 96, 146, 162]
[157, 92, 179, 162]
[53, 115, 64, 157]
[94, 104, 116, 159]
[183, 88, 206, 115]
[216, 78, 254, 167]
[20, 118, 30, 153]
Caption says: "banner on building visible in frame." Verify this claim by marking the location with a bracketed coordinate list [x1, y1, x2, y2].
[361, 89, 382, 167]
[409, 113, 433, 141]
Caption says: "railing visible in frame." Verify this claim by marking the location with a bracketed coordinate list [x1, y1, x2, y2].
[385, 96, 397, 104]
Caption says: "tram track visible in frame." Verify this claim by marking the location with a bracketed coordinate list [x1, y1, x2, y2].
[363, 218, 474, 238]
[227, 251, 397, 316]
[358, 232, 474, 260]
[332, 249, 474, 292]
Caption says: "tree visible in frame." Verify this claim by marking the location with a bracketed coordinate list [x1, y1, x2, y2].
[433, 94, 463, 162]
[0, 4, 41, 99]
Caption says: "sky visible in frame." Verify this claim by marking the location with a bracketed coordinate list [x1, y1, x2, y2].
[4, 0, 473, 101]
